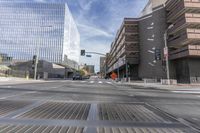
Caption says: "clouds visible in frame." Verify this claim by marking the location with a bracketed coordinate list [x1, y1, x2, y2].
[66, 0, 148, 71]
[33, 0, 47, 2]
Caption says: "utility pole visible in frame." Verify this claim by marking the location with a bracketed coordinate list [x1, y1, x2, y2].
[164, 24, 174, 85]
[34, 45, 39, 80]
[34, 25, 53, 80]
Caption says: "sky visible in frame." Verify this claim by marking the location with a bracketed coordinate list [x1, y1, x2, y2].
[1, 0, 148, 72]
[67, 0, 148, 72]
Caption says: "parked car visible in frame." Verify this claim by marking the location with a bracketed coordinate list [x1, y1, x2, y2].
[73, 74, 82, 80]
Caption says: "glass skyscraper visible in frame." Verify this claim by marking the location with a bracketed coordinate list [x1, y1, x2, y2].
[0, 2, 80, 64]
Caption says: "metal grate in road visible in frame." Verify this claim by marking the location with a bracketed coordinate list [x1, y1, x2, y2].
[0, 124, 83, 133]
[98, 103, 172, 122]
[0, 100, 31, 116]
[97, 127, 195, 133]
[18, 102, 90, 120]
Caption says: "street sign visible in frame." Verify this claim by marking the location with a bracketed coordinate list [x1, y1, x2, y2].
[164, 47, 168, 58]
[86, 55, 92, 57]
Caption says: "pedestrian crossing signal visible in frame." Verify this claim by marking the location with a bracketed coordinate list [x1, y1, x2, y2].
[155, 49, 161, 61]
[81, 50, 85, 56]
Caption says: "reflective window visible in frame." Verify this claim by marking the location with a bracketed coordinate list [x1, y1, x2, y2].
[0, 2, 80, 63]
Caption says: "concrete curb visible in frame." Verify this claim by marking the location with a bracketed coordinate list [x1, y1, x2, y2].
[116, 82, 200, 91]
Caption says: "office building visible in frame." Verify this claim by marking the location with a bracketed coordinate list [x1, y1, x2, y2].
[166, 0, 200, 83]
[0, 2, 80, 66]
[107, 0, 200, 83]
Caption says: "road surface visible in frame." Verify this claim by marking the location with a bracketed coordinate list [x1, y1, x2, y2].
[0, 79, 199, 133]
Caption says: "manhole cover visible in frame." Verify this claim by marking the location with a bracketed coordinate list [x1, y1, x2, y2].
[0, 124, 83, 133]
[97, 127, 195, 133]
[18, 102, 90, 120]
[98, 103, 174, 122]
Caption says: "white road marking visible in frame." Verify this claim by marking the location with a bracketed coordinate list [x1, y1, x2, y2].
[81, 81, 86, 83]
[98, 81, 103, 84]
[6, 86, 12, 88]
[89, 81, 94, 84]
[107, 82, 112, 84]
[172, 91, 200, 94]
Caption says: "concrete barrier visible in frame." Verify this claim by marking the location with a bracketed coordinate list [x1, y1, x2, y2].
[161, 79, 177, 85]
[143, 78, 158, 84]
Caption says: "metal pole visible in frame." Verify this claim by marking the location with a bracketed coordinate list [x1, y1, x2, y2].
[104, 62, 107, 78]
[34, 43, 39, 80]
[126, 60, 128, 82]
[33, 25, 52, 80]
[117, 59, 120, 80]
[164, 32, 170, 85]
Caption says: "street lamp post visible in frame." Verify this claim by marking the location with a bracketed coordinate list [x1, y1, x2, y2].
[164, 24, 174, 85]
[34, 25, 52, 80]
[34, 44, 39, 80]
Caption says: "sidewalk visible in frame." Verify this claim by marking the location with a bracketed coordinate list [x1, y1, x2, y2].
[118, 81, 200, 91]
[0, 77, 44, 85]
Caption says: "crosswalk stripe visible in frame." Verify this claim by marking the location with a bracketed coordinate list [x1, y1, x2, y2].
[89, 81, 94, 83]
[69, 80, 113, 84]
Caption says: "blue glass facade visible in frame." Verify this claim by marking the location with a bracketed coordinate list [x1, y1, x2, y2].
[0, 2, 80, 64]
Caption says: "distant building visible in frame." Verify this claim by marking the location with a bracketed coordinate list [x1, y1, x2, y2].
[0, 53, 12, 64]
[84, 65, 95, 75]
[107, 0, 200, 83]
[0, 2, 80, 67]
[11, 60, 75, 79]
[107, 18, 140, 80]
[100, 57, 106, 77]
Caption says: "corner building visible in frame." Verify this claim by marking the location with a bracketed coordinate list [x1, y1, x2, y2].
[107, 18, 140, 80]
[166, 0, 200, 83]
[107, 0, 200, 83]
[0, 2, 80, 64]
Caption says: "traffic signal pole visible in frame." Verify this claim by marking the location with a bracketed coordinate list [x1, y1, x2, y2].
[164, 32, 170, 85]
[164, 24, 174, 85]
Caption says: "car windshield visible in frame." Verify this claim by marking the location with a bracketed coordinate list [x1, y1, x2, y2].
[0, 0, 200, 133]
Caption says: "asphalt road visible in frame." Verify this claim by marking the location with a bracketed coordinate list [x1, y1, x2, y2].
[0, 78, 199, 133]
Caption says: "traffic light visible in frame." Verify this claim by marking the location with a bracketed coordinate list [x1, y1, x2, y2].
[80, 50, 85, 56]
[32, 55, 37, 69]
[155, 49, 161, 61]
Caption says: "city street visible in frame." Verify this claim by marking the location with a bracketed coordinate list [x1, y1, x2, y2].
[0, 79, 199, 133]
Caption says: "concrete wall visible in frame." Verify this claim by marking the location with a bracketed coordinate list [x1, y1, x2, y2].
[172, 58, 200, 83]
[188, 58, 200, 83]
[138, 7, 167, 80]
[173, 58, 190, 83]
